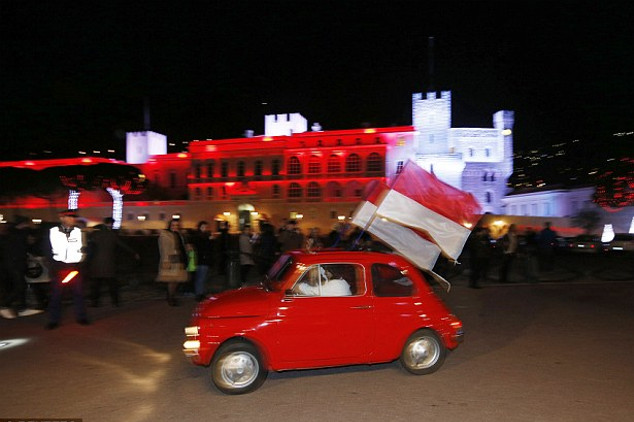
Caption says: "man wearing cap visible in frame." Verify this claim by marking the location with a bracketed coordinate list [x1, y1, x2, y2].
[45, 209, 89, 329]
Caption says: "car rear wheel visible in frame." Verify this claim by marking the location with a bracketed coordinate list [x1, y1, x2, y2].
[400, 329, 446, 375]
[211, 341, 267, 395]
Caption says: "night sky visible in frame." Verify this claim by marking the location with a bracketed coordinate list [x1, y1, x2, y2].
[1, 1, 632, 160]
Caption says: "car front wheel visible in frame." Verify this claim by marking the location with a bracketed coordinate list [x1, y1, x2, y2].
[211, 341, 267, 395]
[400, 329, 446, 375]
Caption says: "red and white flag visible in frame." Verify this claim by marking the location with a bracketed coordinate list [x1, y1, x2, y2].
[375, 161, 481, 260]
[351, 180, 442, 271]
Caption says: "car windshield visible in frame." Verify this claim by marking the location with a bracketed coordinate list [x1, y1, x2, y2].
[263, 254, 294, 291]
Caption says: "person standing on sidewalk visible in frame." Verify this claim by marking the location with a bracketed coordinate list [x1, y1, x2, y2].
[499, 224, 519, 283]
[238, 225, 255, 287]
[46, 210, 89, 329]
[156, 218, 188, 306]
[0, 215, 44, 319]
[87, 217, 139, 307]
[468, 226, 493, 289]
[190, 221, 214, 301]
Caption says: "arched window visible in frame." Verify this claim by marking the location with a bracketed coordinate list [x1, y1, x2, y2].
[288, 156, 301, 175]
[272, 184, 280, 198]
[207, 187, 213, 199]
[346, 153, 361, 172]
[346, 181, 363, 198]
[272, 159, 281, 176]
[327, 154, 341, 173]
[308, 155, 321, 174]
[490, 173, 496, 182]
[237, 161, 245, 177]
[326, 181, 343, 198]
[483, 172, 488, 182]
[288, 183, 302, 198]
[366, 152, 383, 172]
[486, 192, 492, 203]
[254, 160, 263, 176]
[221, 162, 228, 178]
[194, 164, 201, 179]
[206, 161, 215, 178]
[307, 182, 321, 199]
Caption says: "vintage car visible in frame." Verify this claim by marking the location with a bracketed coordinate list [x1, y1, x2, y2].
[183, 250, 464, 394]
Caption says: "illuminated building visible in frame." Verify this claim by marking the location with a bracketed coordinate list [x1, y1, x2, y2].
[0, 90, 516, 232]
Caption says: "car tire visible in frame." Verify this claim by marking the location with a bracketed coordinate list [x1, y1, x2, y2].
[399, 329, 446, 375]
[211, 341, 268, 395]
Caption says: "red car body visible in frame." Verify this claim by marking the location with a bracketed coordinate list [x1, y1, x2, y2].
[184, 250, 463, 393]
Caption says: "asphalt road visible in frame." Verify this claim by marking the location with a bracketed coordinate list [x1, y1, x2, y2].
[1, 257, 633, 422]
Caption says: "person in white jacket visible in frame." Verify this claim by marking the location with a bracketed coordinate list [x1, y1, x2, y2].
[45, 209, 88, 329]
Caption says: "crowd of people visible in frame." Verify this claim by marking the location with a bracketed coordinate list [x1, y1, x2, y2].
[466, 221, 560, 288]
[0, 212, 371, 326]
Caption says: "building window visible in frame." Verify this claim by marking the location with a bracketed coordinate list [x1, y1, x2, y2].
[486, 148, 491, 157]
[288, 156, 301, 175]
[254, 160, 263, 176]
[346, 153, 361, 172]
[486, 192, 492, 203]
[169, 172, 177, 188]
[469, 148, 474, 157]
[327, 154, 341, 173]
[307, 182, 321, 199]
[272, 159, 280, 176]
[327, 182, 343, 198]
[221, 161, 228, 178]
[308, 155, 321, 174]
[272, 184, 280, 198]
[194, 164, 201, 179]
[237, 161, 245, 177]
[330, 211, 337, 219]
[429, 134, 435, 144]
[288, 182, 302, 198]
[127, 213, 134, 221]
[207, 187, 213, 199]
[207, 161, 214, 178]
[531, 203, 538, 215]
[195, 187, 201, 198]
[483, 172, 488, 182]
[366, 153, 383, 172]
[490, 173, 496, 181]
[396, 161, 404, 174]
[159, 212, 166, 221]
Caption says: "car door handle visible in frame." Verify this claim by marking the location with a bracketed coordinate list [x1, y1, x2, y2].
[351, 305, 372, 310]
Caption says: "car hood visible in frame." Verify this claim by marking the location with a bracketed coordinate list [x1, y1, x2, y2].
[196, 286, 272, 318]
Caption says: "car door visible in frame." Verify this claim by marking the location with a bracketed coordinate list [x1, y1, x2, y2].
[272, 263, 372, 368]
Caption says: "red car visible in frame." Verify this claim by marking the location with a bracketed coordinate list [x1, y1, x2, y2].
[183, 250, 464, 394]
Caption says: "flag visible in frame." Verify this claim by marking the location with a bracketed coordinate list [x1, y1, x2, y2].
[375, 160, 481, 260]
[351, 180, 442, 271]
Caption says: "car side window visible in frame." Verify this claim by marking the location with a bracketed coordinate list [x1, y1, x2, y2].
[291, 264, 364, 297]
[371, 264, 415, 297]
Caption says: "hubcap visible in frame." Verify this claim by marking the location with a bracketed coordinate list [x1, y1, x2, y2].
[217, 351, 259, 388]
[404, 336, 439, 369]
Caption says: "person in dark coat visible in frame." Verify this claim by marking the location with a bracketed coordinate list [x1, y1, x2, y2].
[87, 217, 139, 307]
[190, 221, 214, 301]
[468, 226, 493, 289]
[0, 215, 42, 319]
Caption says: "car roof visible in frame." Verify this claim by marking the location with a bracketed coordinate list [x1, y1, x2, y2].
[286, 249, 413, 268]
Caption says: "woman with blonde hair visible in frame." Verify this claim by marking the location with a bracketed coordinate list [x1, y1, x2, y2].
[156, 219, 188, 306]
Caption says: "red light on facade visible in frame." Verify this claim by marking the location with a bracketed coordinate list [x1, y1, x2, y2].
[24, 161, 35, 166]
[364, 128, 376, 134]
[177, 153, 188, 158]
[263, 137, 273, 142]
[225, 182, 235, 187]
[81, 158, 93, 163]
